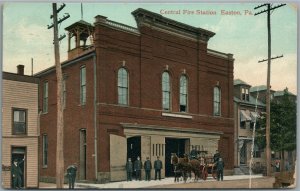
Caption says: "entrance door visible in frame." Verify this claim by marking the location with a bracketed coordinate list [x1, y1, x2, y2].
[11, 147, 26, 188]
[165, 138, 187, 177]
[79, 129, 86, 180]
[127, 136, 141, 179]
[127, 136, 141, 161]
[240, 142, 247, 165]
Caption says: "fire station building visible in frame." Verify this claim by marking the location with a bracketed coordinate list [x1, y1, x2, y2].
[36, 8, 235, 183]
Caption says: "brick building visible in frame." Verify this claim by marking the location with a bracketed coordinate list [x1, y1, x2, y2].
[2, 66, 39, 188]
[35, 8, 234, 183]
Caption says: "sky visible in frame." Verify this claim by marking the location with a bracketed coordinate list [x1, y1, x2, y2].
[2, 2, 298, 94]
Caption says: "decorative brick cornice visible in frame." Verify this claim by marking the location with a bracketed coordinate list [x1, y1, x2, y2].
[132, 8, 215, 42]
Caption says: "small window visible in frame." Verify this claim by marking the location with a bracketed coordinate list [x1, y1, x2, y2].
[162, 72, 171, 111]
[179, 75, 188, 112]
[213, 87, 221, 116]
[245, 89, 249, 101]
[43, 82, 48, 113]
[118, 68, 128, 105]
[80, 66, 86, 105]
[12, 109, 27, 135]
[42, 134, 48, 167]
[240, 121, 246, 129]
[242, 88, 249, 101]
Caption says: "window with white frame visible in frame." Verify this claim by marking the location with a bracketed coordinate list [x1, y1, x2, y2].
[179, 75, 188, 112]
[241, 87, 249, 101]
[213, 86, 221, 116]
[162, 72, 171, 111]
[43, 82, 48, 113]
[13, 108, 27, 135]
[42, 134, 48, 167]
[80, 66, 86, 105]
[118, 68, 128, 105]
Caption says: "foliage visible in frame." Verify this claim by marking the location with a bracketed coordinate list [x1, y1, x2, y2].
[255, 89, 296, 152]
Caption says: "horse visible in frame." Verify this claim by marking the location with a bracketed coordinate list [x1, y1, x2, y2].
[171, 153, 190, 183]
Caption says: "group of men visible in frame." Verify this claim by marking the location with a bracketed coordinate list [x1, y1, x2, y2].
[126, 156, 163, 181]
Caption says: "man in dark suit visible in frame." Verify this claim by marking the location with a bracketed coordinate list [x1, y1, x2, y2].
[216, 157, 225, 181]
[154, 156, 163, 180]
[11, 158, 24, 189]
[126, 158, 133, 181]
[67, 164, 77, 189]
[144, 157, 152, 181]
[134, 156, 142, 181]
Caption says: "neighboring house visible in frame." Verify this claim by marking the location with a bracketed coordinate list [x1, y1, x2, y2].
[233, 79, 266, 174]
[35, 8, 235, 183]
[2, 65, 39, 188]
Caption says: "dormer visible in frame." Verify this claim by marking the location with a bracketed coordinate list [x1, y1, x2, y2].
[65, 20, 95, 60]
[234, 79, 251, 101]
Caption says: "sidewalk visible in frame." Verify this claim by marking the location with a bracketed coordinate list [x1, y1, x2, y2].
[39, 174, 266, 189]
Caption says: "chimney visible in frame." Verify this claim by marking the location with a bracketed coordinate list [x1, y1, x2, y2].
[17, 65, 25, 75]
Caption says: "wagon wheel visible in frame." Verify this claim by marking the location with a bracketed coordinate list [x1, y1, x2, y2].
[212, 166, 217, 179]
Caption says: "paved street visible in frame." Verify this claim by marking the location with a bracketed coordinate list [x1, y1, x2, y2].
[39, 174, 277, 189]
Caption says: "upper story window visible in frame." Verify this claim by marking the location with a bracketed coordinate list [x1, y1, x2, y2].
[13, 108, 27, 135]
[179, 75, 188, 112]
[43, 82, 48, 113]
[80, 66, 86, 105]
[241, 87, 249, 101]
[118, 68, 128, 105]
[213, 86, 221, 116]
[162, 72, 171, 111]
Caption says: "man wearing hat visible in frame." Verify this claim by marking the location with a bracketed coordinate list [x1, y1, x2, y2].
[67, 163, 77, 189]
[154, 156, 163, 180]
[126, 158, 133, 181]
[134, 156, 142, 181]
[144, 157, 152, 181]
[213, 150, 221, 164]
[11, 158, 25, 189]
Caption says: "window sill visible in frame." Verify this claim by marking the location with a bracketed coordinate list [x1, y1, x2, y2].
[162, 112, 193, 119]
[42, 112, 48, 115]
[42, 165, 48, 169]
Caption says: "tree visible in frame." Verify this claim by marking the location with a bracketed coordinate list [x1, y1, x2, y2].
[256, 89, 296, 171]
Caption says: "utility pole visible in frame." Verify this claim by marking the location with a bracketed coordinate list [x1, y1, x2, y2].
[48, 3, 69, 188]
[254, 3, 285, 177]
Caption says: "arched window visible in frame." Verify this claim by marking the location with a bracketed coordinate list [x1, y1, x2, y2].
[213, 86, 221, 116]
[118, 68, 128, 105]
[162, 72, 171, 111]
[180, 75, 188, 112]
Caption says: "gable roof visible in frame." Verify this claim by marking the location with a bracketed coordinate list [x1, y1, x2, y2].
[234, 79, 251, 86]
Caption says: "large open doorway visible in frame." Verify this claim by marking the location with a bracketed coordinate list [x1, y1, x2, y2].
[11, 147, 26, 188]
[165, 138, 187, 177]
[127, 136, 141, 179]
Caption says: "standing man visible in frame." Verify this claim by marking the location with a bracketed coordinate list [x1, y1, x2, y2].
[126, 158, 133, 181]
[67, 163, 77, 189]
[144, 157, 152, 181]
[154, 156, 163, 180]
[216, 157, 225, 181]
[11, 158, 24, 189]
[134, 156, 142, 181]
[190, 146, 197, 160]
